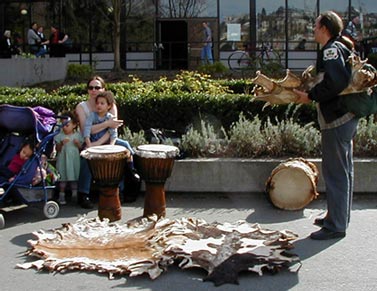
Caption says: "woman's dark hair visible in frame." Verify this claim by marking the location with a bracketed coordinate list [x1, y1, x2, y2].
[87, 75, 106, 89]
[319, 11, 344, 38]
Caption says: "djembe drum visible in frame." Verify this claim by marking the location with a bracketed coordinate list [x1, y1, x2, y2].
[265, 158, 319, 210]
[81, 145, 130, 222]
[134, 144, 179, 218]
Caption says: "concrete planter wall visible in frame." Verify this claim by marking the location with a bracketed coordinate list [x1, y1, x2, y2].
[0, 57, 68, 87]
[164, 158, 377, 193]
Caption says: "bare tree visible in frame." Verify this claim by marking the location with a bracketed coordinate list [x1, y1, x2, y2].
[159, 0, 207, 18]
[101, 0, 134, 72]
[111, 0, 123, 72]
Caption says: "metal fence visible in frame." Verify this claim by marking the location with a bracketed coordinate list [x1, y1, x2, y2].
[43, 38, 377, 72]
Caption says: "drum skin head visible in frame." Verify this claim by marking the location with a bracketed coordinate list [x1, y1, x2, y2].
[85, 145, 127, 154]
[266, 158, 319, 210]
[269, 168, 313, 210]
[136, 144, 179, 159]
[81, 145, 130, 160]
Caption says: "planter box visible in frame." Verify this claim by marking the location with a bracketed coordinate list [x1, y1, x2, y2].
[0, 57, 68, 87]
[163, 158, 377, 193]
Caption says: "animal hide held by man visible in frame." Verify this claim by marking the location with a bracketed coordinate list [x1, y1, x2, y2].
[17, 216, 301, 286]
[252, 54, 377, 106]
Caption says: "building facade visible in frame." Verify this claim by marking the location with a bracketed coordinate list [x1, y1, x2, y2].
[1, 0, 376, 71]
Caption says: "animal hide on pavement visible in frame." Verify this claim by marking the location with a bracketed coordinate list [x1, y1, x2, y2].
[17, 216, 301, 286]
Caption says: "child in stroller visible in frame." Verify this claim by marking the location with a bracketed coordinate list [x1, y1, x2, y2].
[0, 104, 65, 229]
[0, 139, 34, 185]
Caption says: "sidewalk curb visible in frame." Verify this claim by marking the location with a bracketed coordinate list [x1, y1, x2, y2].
[164, 158, 377, 193]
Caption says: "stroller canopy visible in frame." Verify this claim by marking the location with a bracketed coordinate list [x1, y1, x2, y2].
[0, 104, 56, 142]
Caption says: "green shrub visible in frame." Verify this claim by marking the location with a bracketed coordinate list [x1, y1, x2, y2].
[118, 127, 147, 149]
[197, 61, 229, 75]
[354, 115, 377, 157]
[179, 111, 321, 158]
[227, 114, 266, 157]
[218, 79, 253, 94]
[2, 71, 377, 158]
[66, 64, 94, 81]
[181, 120, 229, 157]
[20, 53, 36, 59]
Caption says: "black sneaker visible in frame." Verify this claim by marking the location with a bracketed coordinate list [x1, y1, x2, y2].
[310, 228, 346, 240]
[79, 195, 93, 209]
[131, 169, 141, 182]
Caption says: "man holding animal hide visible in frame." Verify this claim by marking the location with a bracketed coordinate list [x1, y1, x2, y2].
[294, 11, 359, 240]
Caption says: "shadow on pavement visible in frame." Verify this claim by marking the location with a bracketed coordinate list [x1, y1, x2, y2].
[293, 236, 342, 260]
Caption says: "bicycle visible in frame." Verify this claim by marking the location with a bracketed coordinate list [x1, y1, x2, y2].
[227, 42, 282, 72]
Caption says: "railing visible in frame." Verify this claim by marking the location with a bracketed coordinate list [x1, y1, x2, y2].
[361, 36, 377, 58]
[9, 41, 320, 72]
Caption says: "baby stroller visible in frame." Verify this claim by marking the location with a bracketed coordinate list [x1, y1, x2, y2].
[0, 104, 66, 229]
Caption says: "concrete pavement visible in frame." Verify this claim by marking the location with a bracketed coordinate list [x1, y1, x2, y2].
[0, 192, 376, 291]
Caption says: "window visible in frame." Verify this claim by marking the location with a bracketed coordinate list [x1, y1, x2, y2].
[256, 0, 285, 50]
[287, 0, 317, 50]
[219, 0, 250, 51]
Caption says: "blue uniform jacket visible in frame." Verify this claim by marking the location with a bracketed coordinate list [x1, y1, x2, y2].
[308, 38, 352, 123]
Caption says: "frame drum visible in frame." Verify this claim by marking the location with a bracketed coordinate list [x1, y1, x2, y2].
[265, 158, 319, 210]
[135, 144, 179, 217]
[81, 145, 130, 221]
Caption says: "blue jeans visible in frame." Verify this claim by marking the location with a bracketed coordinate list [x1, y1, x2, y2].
[115, 138, 135, 155]
[78, 157, 91, 195]
[35, 47, 47, 57]
[321, 117, 359, 232]
[201, 44, 213, 64]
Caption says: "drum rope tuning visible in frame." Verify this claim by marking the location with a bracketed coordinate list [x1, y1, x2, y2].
[81, 145, 130, 222]
[135, 144, 179, 218]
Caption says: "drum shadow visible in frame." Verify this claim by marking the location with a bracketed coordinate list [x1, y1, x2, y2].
[246, 207, 305, 224]
[243, 193, 306, 223]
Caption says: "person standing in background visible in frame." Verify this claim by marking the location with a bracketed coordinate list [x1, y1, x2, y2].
[342, 14, 363, 53]
[46, 25, 68, 57]
[0, 30, 20, 58]
[27, 22, 46, 57]
[201, 21, 213, 64]
[37, 26, 48, 53]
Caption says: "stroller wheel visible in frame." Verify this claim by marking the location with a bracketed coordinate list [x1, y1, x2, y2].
[0, 214, 4, 229]
[43, 201, 60, 219]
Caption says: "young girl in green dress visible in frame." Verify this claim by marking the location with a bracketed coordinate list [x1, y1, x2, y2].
[54, 112, 83, 205]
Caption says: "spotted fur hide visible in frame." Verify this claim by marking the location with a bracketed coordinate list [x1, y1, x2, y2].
[17, 216, 301, 286]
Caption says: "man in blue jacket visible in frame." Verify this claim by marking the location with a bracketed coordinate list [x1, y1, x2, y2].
[294, 11, 359, 240]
